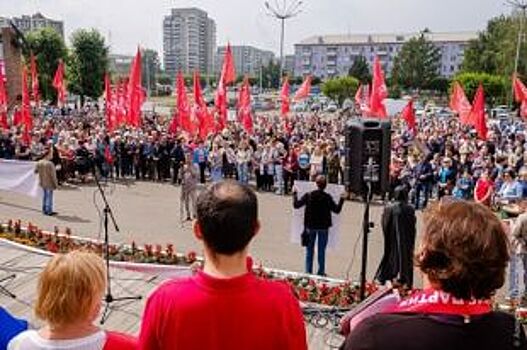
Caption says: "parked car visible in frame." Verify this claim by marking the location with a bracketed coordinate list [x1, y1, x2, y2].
[311, 103, 321, 112]
[325, 102, 338, 113]
[491, 105, 510, 119]
[293, 103, 307, 112]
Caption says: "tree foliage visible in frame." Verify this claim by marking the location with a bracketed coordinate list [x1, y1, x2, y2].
[68, 29, 108, 102]
[348, 55, 371, 83]
[462, 15, 525, 77]
[25, 28, 68, 102]
[321, 76, 359, 105]
[142, 48, 160, 95]
[451, 72, 507, 105]
[391, 33, 441, 90]
[261, 61, 281, 89]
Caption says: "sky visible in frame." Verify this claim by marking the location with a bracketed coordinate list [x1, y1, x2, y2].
[1, 0, 510, 57]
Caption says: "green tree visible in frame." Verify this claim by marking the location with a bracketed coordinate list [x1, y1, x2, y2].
[68, 29, 108, 104]
[261, 61, 281, 89]
[25, 28, 68, 102]
[321, 76, 359, 105]
[348, 55, 371, 83]
[392, 32, 441, 90]
[452, 72, 507, 106]
[462, 15, 523, 77]
[142, 49, 160, 96]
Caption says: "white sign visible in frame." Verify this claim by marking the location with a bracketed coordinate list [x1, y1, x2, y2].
[0, 159, 42, 198]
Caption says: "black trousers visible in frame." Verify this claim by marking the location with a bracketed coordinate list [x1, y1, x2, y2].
[199, 162, 207, 184]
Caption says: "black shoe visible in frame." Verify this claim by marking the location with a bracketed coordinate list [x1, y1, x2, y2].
[49, 212, 58, 216]
[186, 217, 192, 221]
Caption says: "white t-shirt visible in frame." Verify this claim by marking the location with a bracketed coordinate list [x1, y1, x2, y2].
[8, 329, 106, 350]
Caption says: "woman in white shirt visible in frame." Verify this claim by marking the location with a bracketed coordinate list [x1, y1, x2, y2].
[309, 146, 324, 181]
[8, 251, 135, 350]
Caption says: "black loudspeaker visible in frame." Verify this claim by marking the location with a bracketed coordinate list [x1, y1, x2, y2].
[344, 119, 391, 196]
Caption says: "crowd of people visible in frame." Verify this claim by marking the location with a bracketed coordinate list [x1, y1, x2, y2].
[3, 104, 527, 213]
[0, 107, 346, 195]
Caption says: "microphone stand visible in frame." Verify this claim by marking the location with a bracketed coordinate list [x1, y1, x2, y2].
[92, 165, 142, 325]
[359, 158, 376, 301]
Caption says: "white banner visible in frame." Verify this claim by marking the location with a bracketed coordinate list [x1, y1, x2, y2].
[290, 181, 345, 249]
[0, 159, 42, 198]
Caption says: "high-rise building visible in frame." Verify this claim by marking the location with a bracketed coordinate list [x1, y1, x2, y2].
[163, 8, 216, 77]
[9, 12, 64, 38]
[215, 45, 275, 77]
[294, 31, 477, 79]
[284, 54, 295, 76]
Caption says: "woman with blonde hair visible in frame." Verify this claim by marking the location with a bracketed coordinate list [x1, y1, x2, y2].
[8, 251, 136, 350]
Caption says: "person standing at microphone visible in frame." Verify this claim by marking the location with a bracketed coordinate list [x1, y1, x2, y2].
[293, 175, 345, 276]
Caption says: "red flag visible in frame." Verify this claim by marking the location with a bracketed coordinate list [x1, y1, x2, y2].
[193, 71, 213, 139]
[449, 81, 472, 125]
[176, 72, 194, 134]
[22, 124, 31, 145]
[294, 75, 312, 101]
[238, 76, 253, 134]
[127, 48, 144, 127]
[470, 84, 488, 141]
[513, 75, 527, 119]
[354, 84, 363, 106]
[0, 67, 8, 130]
[215, 77, 227, 132]
[104, 73, 113, 131]
[401, 100, 417, 135]
[52, 59, 66, 106]
[21, 66, 32, 131]
[369, 56, 388, 118]
[30, 54, 40, 107]
[280, 76, 290, 117]
[220, 43, 236, 85]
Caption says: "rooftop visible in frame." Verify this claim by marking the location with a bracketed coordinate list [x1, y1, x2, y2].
[297, 31, 479, 46]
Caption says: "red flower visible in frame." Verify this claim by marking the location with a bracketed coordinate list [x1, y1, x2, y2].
[144, 244, 153, 256]
[46, 241, 59, 253]
[166, 244, 174, 256]
[186, 251, 197, 263]
[154, 244, 163, 257]
[298, 288, 309, 302]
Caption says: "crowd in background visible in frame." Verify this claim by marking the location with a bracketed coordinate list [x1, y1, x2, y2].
[2, 105, 527, 211]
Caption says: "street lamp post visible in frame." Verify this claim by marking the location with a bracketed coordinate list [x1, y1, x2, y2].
[264, 0, 304, 78]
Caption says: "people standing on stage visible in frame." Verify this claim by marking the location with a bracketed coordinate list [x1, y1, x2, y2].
[139, 181, 307, 350]
[180, 155, 199, 221]
[35, 145, 58, 216]
[375, 185, 416, 288]
[293, 175, 345, 276]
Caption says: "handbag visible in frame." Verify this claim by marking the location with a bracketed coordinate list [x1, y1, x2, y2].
[301, 229, 311, 247]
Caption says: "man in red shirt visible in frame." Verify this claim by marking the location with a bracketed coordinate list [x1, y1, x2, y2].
[139, 181, 307, 350]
